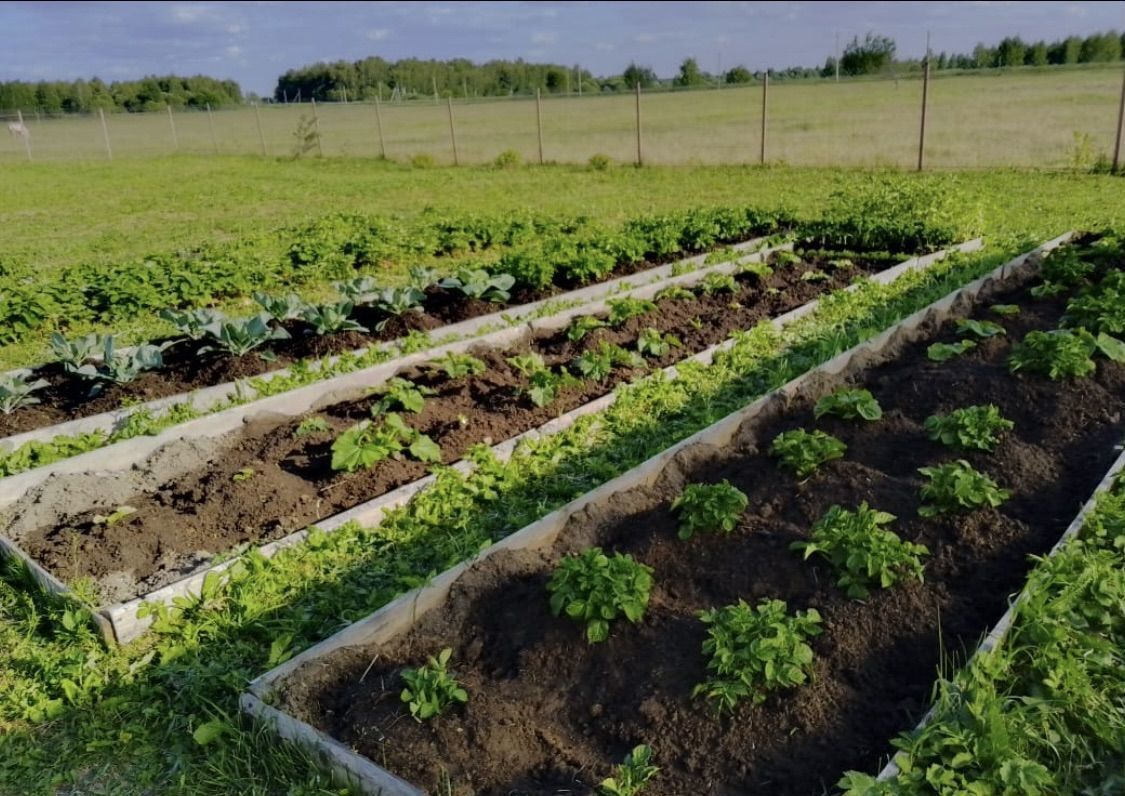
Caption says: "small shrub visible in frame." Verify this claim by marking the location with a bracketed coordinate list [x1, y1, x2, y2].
[770, 429, 847, 478]
[399, 648, 468, 721]
[924, 404, 1013, 452]
[547, 548, 653, 643]
[814, 388, 883, 422]
[792, 503, 927, 599]
[671, 481, 748, 540]
[493, 148, 522, 169]
[410, 153, 437, 169]
[588, 153, 612, 171]
[694, 598, 822, 712]
[918, 460, 1010, 517]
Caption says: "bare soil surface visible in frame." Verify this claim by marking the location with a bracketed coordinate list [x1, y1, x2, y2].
[279, 277, 1125, 796]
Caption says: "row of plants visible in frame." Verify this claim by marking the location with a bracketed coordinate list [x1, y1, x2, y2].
[0, 235, 1069, 796]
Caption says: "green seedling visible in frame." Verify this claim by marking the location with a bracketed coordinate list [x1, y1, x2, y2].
[919, 460, 1010, 517]
[671, 481, 748, 540]
[92, 505, 137, 526]
[770, 429, 847, 478]
[399, 648, 468, 721]
[924, 404, 1014, 452]
[927, 340, 977, 362]
[599, 745, 659, 796]
[547, 548, 653, 643]
[814, 388, 883, 422]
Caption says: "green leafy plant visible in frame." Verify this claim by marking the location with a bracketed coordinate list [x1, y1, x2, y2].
[770, 429, 847, 478]
[924, 404, 1014, 452]
[599, 745, 659, 796]
[49, 332, 103, 369]
[918, 460, 1011, 517]
[330, 413, 441, 473]
[399, 648, 468, 721]
[573, 342, 643, 381]
[439, 269, 516, 303]
[1063, 272, 1125, 334]
[606, 297, 656, 327]
[506, 352, 546, 377]
[801, 269, 830, 283]
[1038, 247, 1095, 286]
[526, 368, 577, 408]
[71, 337, 166, 387]
[199, 314, 290, 357]
[547, 548, 653, 643]
[159, 308, 227, 341]
[990, 303, 1020, 317]
[300, 301, 368, 335]
[293, 416, 330, 437]
[0, 372, 49, 414]
[333, 276, 382, 305]
[927, 340, 977, 362]
[231, 467, 255, 482]
[956, 319, 1006, 339]
[1029, 281, 1069, 299]
[699, 272, 738, 295]
[587, 153, 612, 171]
[1008, 329, 1096, 380]
[654, 285, 694, 302]
[737, 260, 774, 280]
[430, 352, 486, 379]
[813, 388, 883, 422]
[694, 599, 822, 712]
[567, 315, 606, 342]
[671, 481, 748, 540]
[373, 377, 433, 414]
[91, 505, 137, 526]
[635, 328, 681, 358]
[374, 286, 426, 322]
[792, 503, 927, 599]
[252, 292, 307, 323]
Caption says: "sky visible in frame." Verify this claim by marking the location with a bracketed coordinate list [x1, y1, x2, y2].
[1, 1, 1124, 95]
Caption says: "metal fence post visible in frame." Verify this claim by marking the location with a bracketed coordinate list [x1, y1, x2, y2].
[760, 72, 768, 165]
[447, 97, 459, 165]
[634, 83, 643, 167]
[98, 108, 113, 160]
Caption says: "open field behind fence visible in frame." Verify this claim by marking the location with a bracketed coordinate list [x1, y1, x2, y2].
[3, 66, 1125, 168]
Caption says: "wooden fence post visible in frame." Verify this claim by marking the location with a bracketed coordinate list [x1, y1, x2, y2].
[98, 108, 113, 161]
[760, 72, 768, 165]
[253, 103, 267, 156]
[447, 96, 459, 165]
[374, 96, 387, 159]
[917, 54, 930, 171]
[1113, 67, 1125, 173]
[167, 105, 178, 150]
[536, 88, 545, 165]
[634, 82, 643, 167]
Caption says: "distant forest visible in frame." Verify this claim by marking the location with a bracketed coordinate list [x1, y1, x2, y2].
[1, 28, 1122, 112]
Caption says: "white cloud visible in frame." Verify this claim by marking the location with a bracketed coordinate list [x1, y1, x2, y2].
[366, 28, 391, 40]
[225, 45, 243, 57]
[531, 31, 556, 45]
[634, 33, 657, 43]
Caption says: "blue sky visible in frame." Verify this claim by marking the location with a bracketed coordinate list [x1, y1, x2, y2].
[1, 1, 1123, 95]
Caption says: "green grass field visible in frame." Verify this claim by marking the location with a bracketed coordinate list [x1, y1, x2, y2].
[3, 65, 1124, 168]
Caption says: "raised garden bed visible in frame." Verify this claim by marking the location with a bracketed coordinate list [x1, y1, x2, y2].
[241, 234, 1124, 796]
[0, 243, 987, 644]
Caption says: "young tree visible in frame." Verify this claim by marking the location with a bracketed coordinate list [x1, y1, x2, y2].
[995, 36, 1026, 67]
[673, 57, 708, 87]
[1025, 41, 1049, 66]
[622, 62, 658, 89]
[840, 33, 896, 76]
[724, 65, 753, 84]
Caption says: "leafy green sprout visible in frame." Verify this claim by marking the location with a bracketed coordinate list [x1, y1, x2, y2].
[671, 481, 748, 540]
[198, 314, 290, 357]
[606, 297, 656, 327]
[770, 429, 847, 478]
[792, 503, 928, 599]
[547, 548, 653, 644]
[252, 292, 307, 323]
[736, 261, 774, 280]
[918, 460, 1011, 517]
[635, 328, 681, 358]
[372, 377, 433, 414]
[924, 404, 1014, 452]
[927, 340, 977, 362]
[329, 413, 441, 473]
[293, 416, 330, 438]
[231, 467, 255, 482]
[567, 315, 606, 342]
[694, 598, 822, 712]
[0, 372, 49, 414]
[1008, 329, 1098, 380]
[990, 304, 1021, 317]
[430, 352, 487, 380]
[956, 319, 1006, 339]
[91, 505, 137, 526]
[654, 285, 695, 302]
[399, 648, 468, 722]
[599, 745, 659, 796]
[299, 301, 368, 335]
[801, 270, 831, 283]
[813, 388, 883, 422]
[699, 272, 739, 295]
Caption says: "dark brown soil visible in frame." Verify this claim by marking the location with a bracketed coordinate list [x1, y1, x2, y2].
[278, 279, 1125, 795]
[0, 243, 871, 439]
[16, 254, 894, 600]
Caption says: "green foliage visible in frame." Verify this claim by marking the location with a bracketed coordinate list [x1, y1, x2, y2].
[439, 269, 516, 303]
[770, 428, 847, 478]
[0, 372, 48, 414]
[990, 303, 1020, 317]
[329, 413, 441, 472]
[573, 342, 644, 381]
[599, 745, 659, 796]
[801, 269, 830, 283]
[927, 339, 977, 362]
[924, 404, 1014, 452]
[813, 388, 883, 422]
[588, 153, 612, 171]
[71, 337, 166, 387]
[1038, 247, 1095, 286]
[694, 599, 822, 712]
[410, 153, 436, 169]
[654, 285, 695, 302]
[159, 307, 227, 340]
[567, 315, 606, 342]
[492, 149, 522, 169]
[399, 648, 468, 721]
[918, 460, 1011, 517]
[699, 272, 738, 295]
[792, 503, 927, 599]
[293, 416, 330, 437]
[300, 301, 368, 335]
[606, 297, 656, 326]
[547, 548, 653, 644]
[252, 292, 307, 323]
[635, 328, 681, 358]
[373, 377, 433, 415]
[1008, 328, 1097, 380]
[671, 481, 748, 540]
[48, 332, 103, 369]
[430, 351, 486, 379]
[199, 314, 290, 357]
[1063, 271, 1125, 335]
[956, 318, 1006, 339]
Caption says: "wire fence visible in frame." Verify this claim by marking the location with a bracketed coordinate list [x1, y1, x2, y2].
[3, 66, 1125, 170]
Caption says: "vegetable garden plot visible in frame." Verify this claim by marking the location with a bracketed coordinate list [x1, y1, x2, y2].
[242, 237, 1125, 796]
[0, 243, 986, 644]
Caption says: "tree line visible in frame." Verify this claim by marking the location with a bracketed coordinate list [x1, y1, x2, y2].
[0, 75, 242, 114]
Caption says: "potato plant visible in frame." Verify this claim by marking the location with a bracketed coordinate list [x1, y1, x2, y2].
[694, 598, 822, 712]
[927, 340, 976, 362]
[671, 481, 748, 540]
[373, 378, 433, 415]
[636, 328, 681, 358]
[399, 648, 468, 721]
[813, 388, 883, 422]
[770, 429, 847, 478]
[606, 297, 656, 327]
[792, 503, 927, 599]
[430, 352, 486, 379]
[1063, 272, 1125, 335]
[599, 745, 659, 796]
[1008, 329, 1097, 380]
[918, 460, 1010, 517]
[330, 412, 440, 472]
[924, 404, 1014, 452]
[547, 548, 653, 643]
[567, 315, 606, 342]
